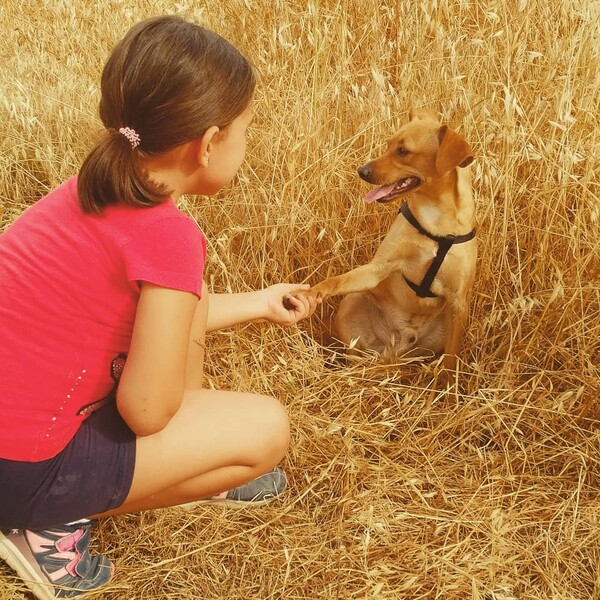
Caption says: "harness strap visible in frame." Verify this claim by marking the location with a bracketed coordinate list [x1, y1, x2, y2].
[400, 202, 475, 298]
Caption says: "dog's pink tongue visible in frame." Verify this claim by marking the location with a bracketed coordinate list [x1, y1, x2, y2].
[365, 184, 395, 204]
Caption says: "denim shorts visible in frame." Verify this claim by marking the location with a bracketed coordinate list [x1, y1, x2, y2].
[0, 401, 136, 530]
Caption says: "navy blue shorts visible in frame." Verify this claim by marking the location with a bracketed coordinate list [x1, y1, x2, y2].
[0, 402, 136, 530]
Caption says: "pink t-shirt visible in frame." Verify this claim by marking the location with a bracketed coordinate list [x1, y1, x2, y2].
[0, 177, 206, 461]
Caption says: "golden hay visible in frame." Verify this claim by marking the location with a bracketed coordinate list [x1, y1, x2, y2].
[1, 0, 599, 598]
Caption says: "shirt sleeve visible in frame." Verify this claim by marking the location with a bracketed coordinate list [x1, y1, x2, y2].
[120, 216, 206, 297]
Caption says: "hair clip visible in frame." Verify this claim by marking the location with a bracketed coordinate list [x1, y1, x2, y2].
[118, 127, 141, 149]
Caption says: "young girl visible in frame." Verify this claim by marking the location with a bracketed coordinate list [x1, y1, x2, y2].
[0, 16, 316, 599]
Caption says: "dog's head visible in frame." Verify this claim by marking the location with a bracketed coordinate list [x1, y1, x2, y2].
[359, 109, 474, 204]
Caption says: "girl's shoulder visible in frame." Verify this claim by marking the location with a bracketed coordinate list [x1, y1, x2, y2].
[100, 194, 202, 244]
[12, 176, 203, 248]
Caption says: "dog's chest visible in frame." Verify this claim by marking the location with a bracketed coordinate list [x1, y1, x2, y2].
[396, 231, 474, 298]
[403, 235, 438, 269]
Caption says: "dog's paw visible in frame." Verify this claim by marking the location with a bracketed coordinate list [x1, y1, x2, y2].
[307, 281, 332, 301]
[436, 368, 452, 388]
[433, 365, 463, 402]
[433, 360, 457, 388]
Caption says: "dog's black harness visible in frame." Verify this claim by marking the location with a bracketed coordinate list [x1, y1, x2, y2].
[400, 202, 476, 298]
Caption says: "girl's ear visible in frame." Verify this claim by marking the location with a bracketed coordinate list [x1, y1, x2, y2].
[197, 125, 220, 167]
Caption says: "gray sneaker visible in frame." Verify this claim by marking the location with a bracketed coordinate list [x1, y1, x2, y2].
[183, 466, 287, 508]
[0, 520, 112, 599]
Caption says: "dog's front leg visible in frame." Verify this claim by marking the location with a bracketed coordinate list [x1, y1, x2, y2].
[310, 261, 398, 301]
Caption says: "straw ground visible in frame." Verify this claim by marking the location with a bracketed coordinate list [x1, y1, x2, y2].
[1, 0, 599, 598]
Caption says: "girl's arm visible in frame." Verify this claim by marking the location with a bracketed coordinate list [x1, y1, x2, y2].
[206, 284, 317, 332]
[185, 281, 209, 390]
[117, 283, 317, 435]
[117, 282, 198, 436]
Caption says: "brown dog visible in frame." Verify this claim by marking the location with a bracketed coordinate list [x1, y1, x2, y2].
[310, 109, 477, 374]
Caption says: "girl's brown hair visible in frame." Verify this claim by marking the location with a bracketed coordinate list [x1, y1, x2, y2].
[78, 16, 255, 213]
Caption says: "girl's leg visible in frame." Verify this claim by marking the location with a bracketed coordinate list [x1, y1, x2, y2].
[93, 387, 290, 517]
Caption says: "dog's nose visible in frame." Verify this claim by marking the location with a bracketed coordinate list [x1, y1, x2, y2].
[358, 164, 372, 181]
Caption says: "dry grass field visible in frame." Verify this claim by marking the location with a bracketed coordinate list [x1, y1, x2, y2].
[1, 0, 599, 598]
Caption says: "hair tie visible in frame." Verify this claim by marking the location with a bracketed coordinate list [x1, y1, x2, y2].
[118, 127, 141, 149]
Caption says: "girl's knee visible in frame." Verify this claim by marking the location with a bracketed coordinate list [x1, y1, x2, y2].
[257, 394, 290, 462]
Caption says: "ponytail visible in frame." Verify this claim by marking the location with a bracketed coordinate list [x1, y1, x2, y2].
[78, 130, 169, 214]
[77, 16, 256, 214]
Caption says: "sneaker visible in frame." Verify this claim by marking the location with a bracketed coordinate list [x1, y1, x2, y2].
[0, 520, 113, 599]
[182, 466, 287, 508]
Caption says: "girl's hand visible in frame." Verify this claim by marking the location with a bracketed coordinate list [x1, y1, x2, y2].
[262, 284, 320, 326]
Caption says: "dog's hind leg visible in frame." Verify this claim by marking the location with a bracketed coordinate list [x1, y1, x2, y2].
[442, 298, 469, 372]
[333, 292, 389, 353]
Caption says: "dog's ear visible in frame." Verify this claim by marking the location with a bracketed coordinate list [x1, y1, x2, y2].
[436, 125, 474, 174]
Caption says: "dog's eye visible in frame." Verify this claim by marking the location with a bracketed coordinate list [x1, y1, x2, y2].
[396, 147, 410, 156]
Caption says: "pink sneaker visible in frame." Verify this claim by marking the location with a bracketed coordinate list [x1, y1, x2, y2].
[0, 520, 112, 599]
